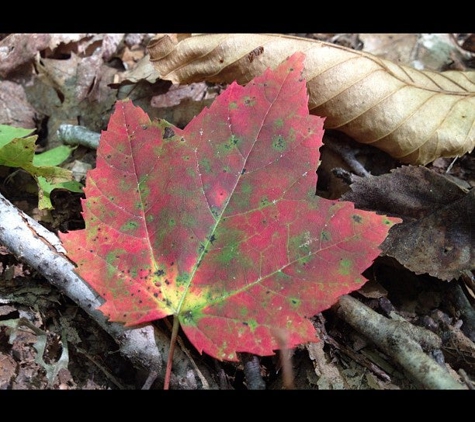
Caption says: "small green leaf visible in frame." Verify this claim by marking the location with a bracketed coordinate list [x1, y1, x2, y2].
[0, 124, 82, 209]
[33, 145, 75, 167]
[0, 124, 35, 148]
[37, 176, 84, 210]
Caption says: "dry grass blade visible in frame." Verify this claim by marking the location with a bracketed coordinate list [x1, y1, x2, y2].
[148, 33, 475, 165]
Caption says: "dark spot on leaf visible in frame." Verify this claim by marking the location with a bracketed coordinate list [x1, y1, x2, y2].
[165, 279, 170, 285]
[352, 215, 363, 223]
[153, 293, 158, 298]
[155, 269, 165, 277]
[209, 234, 216, 243]
[141, 125, 148, 130]
[170, 262, 174, 266]
[241, 168, 246, 175]
[243, 321, 249, 326]
[139, 300, 143, 304]
[247, 46, 264, 63]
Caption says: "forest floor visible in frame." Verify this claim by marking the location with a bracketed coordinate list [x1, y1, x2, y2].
[0, 33, 474, 390]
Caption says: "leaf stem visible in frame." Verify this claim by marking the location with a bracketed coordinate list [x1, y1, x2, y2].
[164, 315, 180, 389]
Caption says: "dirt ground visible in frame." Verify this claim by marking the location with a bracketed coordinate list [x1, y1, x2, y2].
[0, 33, 474, 389]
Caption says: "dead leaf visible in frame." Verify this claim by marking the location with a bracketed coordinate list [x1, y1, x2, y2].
[306, 342, 347, 389]
[0, 81, 37, 128]
[342, 165, 475, 280]
[0, 353, 17, 389]
[148, 33, 475, 165]
[0, 34, 51, 78]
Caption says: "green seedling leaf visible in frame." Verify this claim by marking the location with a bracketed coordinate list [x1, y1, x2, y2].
[60, 53, 400, 363]
[33, 145, 75, 167]
[0, 125, 36, 147]
[0, 126, 80, 209]
[37, 176, 85, 210]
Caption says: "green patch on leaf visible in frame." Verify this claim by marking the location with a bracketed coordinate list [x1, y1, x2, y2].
[272, 135, 287, 152]
[121, 220, 140, 232]
[200, 158, 212, 174]
[243, 96, 256, 107]
[339, 258, 352, 276]
[289, 297, 301, 308]
[274, 118, 284, 129]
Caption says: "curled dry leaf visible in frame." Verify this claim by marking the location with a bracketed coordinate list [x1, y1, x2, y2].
[147, 33, 475, 165]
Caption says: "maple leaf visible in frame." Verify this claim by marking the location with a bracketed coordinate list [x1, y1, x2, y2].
[60, 52, 400, 363]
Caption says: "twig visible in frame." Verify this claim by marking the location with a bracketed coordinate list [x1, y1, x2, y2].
[335, 295, 467, 389]
[322, 328, 392, 383]
[57, 124, 100, 150]
[0, 192, 218, 389]
[75, 346, 127, 389]
[242, 354, 266, 390]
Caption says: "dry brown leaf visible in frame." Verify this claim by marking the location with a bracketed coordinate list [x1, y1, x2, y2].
[148, 33, 475, 165]
[341, 166, 475, 281]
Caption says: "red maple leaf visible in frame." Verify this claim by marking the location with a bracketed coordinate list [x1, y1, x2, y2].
[60, 52, 400, 364]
